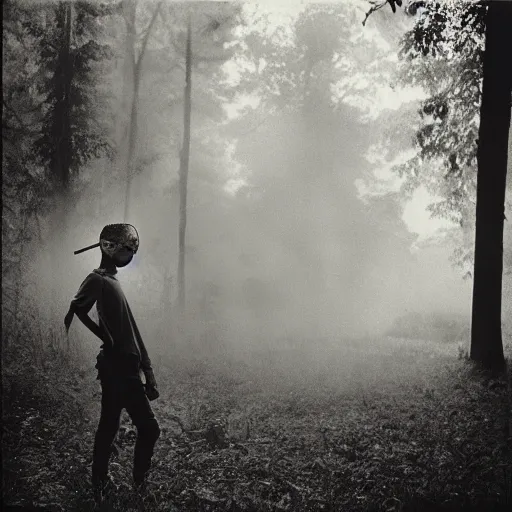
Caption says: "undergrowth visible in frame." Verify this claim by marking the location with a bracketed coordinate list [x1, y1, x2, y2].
[2, 335, 511, 512]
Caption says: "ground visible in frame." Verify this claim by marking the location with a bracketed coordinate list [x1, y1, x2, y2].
[2, 337, 512, 511]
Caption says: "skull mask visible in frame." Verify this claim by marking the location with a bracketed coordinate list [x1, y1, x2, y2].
[99, 224, 139, 267]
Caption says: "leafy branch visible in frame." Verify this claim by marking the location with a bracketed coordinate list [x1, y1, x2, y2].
[363, 1, 403, 26]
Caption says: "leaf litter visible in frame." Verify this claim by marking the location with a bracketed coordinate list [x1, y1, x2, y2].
[3, 337, 511, 511]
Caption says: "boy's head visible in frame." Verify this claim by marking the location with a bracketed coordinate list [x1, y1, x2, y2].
[99, 224, 139, 268]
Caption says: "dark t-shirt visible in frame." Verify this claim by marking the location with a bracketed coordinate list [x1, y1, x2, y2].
[71, 269, 151, 371]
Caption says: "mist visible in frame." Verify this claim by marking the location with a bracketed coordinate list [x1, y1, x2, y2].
[15, 1, 481, 374]
[6, 2, 512, 510]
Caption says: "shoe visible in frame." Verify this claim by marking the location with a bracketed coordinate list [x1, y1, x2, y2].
[133, 476, 147, 494]
[133, 476, 158, 508]
[93, 475, 118, 505]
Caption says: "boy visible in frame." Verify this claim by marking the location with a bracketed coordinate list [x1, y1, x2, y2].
[64, 224, 160, 502]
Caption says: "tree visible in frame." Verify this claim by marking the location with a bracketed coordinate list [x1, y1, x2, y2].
[76, 1, 242, 338]
[393, 0, 494, 275]
[371, 0, 511, 370]
[3, 0, 117, 337]
[220, 3, 423, 338]
[178, 13, 192, 313]
[382, 1, 509, 278]
[158, 2, 241, 315]
[470, 0, 511, 370]
[3, 0, 49, 346]
[121, 0, 162, 222]
[34, 1, 114, 214]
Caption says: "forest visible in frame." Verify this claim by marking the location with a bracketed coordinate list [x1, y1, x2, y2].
[2, 0, 512, 511]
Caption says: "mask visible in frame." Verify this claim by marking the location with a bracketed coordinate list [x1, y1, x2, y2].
[113, 248, 134, 267]
[100, 225, 139, 267]
[74, 224, 140, 260]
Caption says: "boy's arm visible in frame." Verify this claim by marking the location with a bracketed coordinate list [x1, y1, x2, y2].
[75, 310, 108, 343]
[65, 273, 110, 346]
[131, 322, 157, 386]
[139, 344, 157, 388]
[64, 304, 75, 332]
[140, 350, 158, 396]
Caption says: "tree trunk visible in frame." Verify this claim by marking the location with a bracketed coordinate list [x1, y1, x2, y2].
[48, 1, 73, 196]
[122, 0, 138, 222]
[177, 14, 192, 314]
[50, 1, 74, 324]
[62, 2, 73, 193]
[122, 0, 161, 222]
[51, 1, 73, 200]
[123, 75, 140, 222]
[470, 1, 512, 372]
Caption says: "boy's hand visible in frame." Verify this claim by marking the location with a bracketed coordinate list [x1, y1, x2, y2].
[143, 369, 159, 401]
[144, 368, 158, 389]
[99, 328, 114, 353]
[145, 385, 160, 401]
[64, 311, 74, 333]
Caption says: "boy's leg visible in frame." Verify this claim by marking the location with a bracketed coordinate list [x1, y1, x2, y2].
[124, 379, 160, 486]
[92, 379, 123, 487]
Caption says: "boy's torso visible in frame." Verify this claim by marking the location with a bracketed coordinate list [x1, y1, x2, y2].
[93, 270, 142, 361]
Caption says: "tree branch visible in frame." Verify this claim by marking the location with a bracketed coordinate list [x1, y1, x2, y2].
[362, 1, 392, 27]
[136, 0, 163, 69]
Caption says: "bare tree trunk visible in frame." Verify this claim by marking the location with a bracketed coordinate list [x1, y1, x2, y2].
[177, 14, 192, 315]
[10, 214, 30, 351]
[470, 1, 512, 372]
[122, 0, 138, 222]
[123, 75, 139, 222]
[113, 0, 135, 188]
[122, 0, 162, 222]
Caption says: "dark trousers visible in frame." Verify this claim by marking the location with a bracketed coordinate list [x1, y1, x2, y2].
[92, 365, 160, 485]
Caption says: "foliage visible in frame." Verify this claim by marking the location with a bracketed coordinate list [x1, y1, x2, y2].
[388, 0, 512, 273]
[3, 0, 51, 336]
[232, 2, 396, 120]
[32, 0, 115, 189]
[3, 338, 511, 511]
[3, 0, 116, 208]
[2, 0, 120, 344]
[212, 4, 427, 339]
[112, 0, 242, 184]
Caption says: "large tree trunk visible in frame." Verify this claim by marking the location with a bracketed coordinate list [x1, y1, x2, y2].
[177, 14, 192, 314]
[470, 1, 512, 371]
[48, 0, 73, 218]
[51, 1, 73, 200]
[61, 1, 73, 194]
[50, 1, 74, 327]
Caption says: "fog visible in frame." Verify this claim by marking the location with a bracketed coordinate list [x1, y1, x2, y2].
[19, 1, 496, 371]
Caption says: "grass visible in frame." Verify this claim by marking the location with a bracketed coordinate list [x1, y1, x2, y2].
[2, 336, 511, 511]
